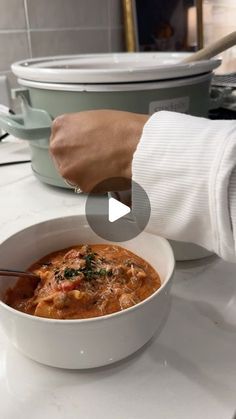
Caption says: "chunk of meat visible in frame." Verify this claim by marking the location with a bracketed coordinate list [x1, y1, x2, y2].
[119, 293, 137, 309]
[53, 292, 69, 309]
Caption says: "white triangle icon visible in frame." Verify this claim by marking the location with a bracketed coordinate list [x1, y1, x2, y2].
[108, 197, 131, 223]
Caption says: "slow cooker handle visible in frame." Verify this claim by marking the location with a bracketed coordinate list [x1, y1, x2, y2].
[0, 90, 52, 140]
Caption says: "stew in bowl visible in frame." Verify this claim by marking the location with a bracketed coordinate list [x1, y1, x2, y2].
[0, 215, 174, 368]
[5, 244, 161, 320]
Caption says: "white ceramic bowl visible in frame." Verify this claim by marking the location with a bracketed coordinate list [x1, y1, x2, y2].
[0, 216, 175, 369]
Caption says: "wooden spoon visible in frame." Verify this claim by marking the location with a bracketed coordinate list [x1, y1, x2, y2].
[182, 31, 236, 63]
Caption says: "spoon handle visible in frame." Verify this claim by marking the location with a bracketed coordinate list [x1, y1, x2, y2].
[182, 31, 236, 63]
[0, 269, 39, 280]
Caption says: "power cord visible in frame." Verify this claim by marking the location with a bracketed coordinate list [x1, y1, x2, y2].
[0, 160, 31, 167]
[0, 109, 15, 141]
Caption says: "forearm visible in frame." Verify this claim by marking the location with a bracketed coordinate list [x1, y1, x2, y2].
[132, 111, 236, 261]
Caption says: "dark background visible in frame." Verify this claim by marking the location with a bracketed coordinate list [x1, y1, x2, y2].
[135, 0, 196, 51]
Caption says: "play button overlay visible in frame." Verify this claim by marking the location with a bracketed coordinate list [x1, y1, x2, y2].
[85, 177, 151, 242]
[108, 197, 130, 222]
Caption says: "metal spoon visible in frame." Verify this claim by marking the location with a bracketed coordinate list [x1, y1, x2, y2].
[0, 269, 39, 280]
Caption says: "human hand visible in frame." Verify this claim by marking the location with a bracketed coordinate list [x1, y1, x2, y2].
[49, 110, 148, 193]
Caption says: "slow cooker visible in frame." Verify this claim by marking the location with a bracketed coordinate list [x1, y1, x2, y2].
[0, 52, 222, 260]
[0, 52, 221, 188]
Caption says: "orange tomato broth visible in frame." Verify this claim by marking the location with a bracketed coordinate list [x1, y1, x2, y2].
[5, 244, 161, 319]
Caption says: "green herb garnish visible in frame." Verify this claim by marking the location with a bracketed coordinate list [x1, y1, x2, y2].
[97, 268, 107, 276]
[64, 267, 81, 279]
[84, 253, 95, 269]
[60, 252, 111, 281]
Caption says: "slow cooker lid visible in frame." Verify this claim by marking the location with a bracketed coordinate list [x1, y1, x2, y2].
[12, 53, 221, 84]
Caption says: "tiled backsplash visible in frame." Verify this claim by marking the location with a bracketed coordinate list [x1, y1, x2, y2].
[0, 0, 124, 92]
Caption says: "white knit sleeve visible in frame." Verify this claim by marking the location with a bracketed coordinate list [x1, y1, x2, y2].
[132, 111, 236, 262]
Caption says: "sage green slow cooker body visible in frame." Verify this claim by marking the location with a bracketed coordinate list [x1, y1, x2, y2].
[19, 72, 212, 188]
[0, 53, 221, 261]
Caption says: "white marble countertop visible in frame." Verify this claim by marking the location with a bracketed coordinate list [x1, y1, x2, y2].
[0, 138, 236, 419]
